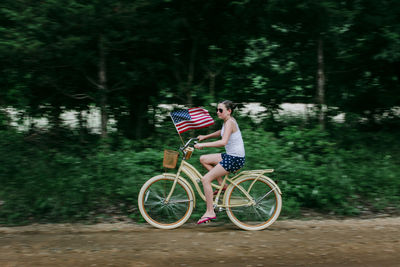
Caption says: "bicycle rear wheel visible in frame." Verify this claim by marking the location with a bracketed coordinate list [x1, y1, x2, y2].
[138, 174, 194, 229]
[225, 175, 282, 231]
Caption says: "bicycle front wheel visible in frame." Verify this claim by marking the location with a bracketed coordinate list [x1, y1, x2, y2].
[138, 174, 194, 229]
[225, 175, 282, 231]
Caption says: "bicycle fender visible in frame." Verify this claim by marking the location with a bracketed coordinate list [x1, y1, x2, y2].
[261, 175, 282, 195]
[230, 174, 282, 195]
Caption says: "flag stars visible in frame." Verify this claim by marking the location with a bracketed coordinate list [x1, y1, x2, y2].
[170, 108, 214, 134]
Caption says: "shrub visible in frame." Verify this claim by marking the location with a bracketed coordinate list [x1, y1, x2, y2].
[0, 124, 399, 224]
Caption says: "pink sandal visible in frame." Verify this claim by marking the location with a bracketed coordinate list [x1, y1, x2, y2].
[197, 216, 216, 225]
[213, 186, 228, 195]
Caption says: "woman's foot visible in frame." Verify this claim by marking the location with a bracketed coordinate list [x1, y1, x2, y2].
[213, 185, 228, 195]
[197, 216, 216, 224]
[197, 212, 216, 224]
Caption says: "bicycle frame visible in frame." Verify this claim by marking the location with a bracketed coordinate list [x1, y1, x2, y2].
[165, 155, 280, 209]
[139, 137, 283, 230]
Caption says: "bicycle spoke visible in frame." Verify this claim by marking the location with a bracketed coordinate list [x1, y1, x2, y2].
[253, 206, 264, 220]
[255, 205, 269, 217]
[145, 190, 150, 203]
[226, 177, 281, 229]
[141, 177, 192, 225]
[255, 188, 274, 204]
[168, 199, 192, 204]
[169, 203, 184, 218]
[144, 200, 162, 207]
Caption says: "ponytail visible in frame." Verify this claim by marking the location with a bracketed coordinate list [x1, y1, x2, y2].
[220, 100, 237, 114]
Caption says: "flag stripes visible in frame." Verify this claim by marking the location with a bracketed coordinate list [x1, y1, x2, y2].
[170, 107, 214, 134]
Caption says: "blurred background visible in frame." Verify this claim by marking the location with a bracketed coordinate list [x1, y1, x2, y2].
[0, 0, 399, 225]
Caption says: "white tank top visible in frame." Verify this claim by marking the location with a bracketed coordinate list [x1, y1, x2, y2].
[221, 119, 245, 157]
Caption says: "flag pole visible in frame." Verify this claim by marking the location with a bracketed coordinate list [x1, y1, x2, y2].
[169, 113, 185, 145]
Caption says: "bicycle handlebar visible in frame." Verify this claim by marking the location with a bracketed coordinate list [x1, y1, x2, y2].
[180, 137, 198, 151]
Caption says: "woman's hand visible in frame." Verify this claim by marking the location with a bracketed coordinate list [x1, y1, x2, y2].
[194, 143, 203, 150]
[197, 135, 206, 141]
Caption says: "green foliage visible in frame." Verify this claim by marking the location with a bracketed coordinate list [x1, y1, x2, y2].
[238, 125, 400, 217]
[0, 130, 164, 224]
[1, 122, 399, 224]
[0, 0, 399, 224]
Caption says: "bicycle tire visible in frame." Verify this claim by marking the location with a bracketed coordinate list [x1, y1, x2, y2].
[138, 174, 194, 229]
[224, 175, 282, 231]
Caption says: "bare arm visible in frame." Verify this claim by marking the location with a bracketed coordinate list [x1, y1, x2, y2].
[197, 130, 221, 141]
[195, 120, 235, 149]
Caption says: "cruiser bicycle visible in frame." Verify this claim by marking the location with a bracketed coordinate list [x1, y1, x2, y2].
[138, 138, 282, 231]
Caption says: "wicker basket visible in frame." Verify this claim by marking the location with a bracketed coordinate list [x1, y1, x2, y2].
[163, 149, 179, 169]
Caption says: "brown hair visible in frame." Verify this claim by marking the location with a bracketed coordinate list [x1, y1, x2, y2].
[220, 100, 237, 114]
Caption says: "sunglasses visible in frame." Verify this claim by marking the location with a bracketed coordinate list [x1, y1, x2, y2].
[216, 108, 224, 113]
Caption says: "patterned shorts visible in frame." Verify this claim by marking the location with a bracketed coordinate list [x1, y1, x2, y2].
[219, 153, 245, 173]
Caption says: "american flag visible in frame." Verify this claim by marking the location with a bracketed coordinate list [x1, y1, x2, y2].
[170, 107, 214, 134]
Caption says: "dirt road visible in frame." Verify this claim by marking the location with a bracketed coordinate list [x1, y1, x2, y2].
[0, 217, 399, 267]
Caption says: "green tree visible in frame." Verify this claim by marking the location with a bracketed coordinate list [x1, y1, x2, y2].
[330, 0, 400, 122]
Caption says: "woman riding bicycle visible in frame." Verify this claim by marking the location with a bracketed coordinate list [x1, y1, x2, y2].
[194, 100, 245, 224]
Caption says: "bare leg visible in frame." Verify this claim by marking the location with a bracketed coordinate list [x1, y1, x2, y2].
[199, 153, 224, 185]
[198, 164, 229, 222]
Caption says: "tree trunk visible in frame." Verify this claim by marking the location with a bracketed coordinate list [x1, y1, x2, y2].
[50, 105, 62, 133]
[209, 71, 216, 101]
[98, 35, 108, 138]
[134, 100, 145, 139]
[0, 109, 9, 130]
[77, 107, 88, 143]
[316, 37, 326, 129]
[186, 40, 197, 106]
